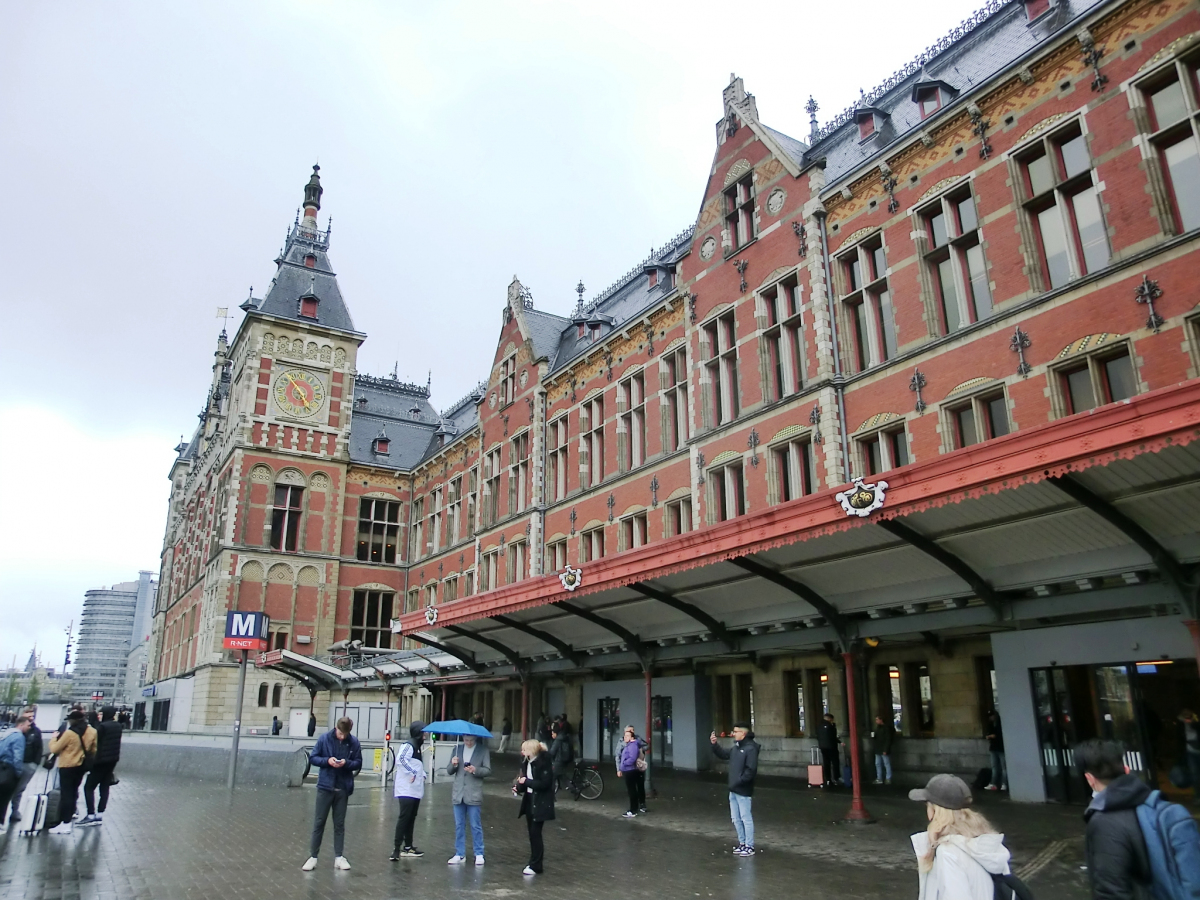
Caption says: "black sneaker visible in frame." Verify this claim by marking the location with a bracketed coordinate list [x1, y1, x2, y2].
[389, 850, 402, 861]
[639, 806, 648, 813]
[401, 847, 425, 858]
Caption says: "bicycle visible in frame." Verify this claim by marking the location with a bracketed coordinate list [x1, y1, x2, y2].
[555, 758, 604, 800]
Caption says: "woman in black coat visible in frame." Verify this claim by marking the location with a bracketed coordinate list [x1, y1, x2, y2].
[517, 739, 555, 875]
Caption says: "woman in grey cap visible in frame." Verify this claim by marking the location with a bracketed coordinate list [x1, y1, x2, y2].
[908, 774, 1013, 899]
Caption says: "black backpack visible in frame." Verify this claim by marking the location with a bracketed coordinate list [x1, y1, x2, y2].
[992, 872, 1035, 900]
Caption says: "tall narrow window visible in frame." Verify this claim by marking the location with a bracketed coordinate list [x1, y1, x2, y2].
[1057, 347, 1138, 415]
[484, 448, 502, 526]
[410, 497, 424, 560]
[1139, 59, 1200, 233]
[270, 485, 303, 551]
[621, 512, 649, 551]
[709, 461, 744, 522]
[664, 346, 690, 452]
[547, 539, 567, 571]
[1018, 123, 1110, 289]
[724, 174, 755, 250]
[858, 427, 909, 475]
[480, 550, 499, 592]
[761, 275, 805, 402]
[466, 467, 478, 537]
[510, 432, 530, 514]
[447, 476, 463, 544]
[666, 497, 693, 536]
[584, 397, 605, 487]
[919, 188, 992, 334]
[548, 417, 568, 502]
[499, 356, 517, 406]
[581, 527, 605, 562]
[429, 487, 443, 555]
[619, 372, 646, 471]
[702, 312, 739, 427]
[356, 498, 400, 563]
[443, 576, 458, 603]
[839, 238, 897, 372]
[507, 539, 527, 584]
[350, 590, 394, 649]
[772, 438, 817, 502]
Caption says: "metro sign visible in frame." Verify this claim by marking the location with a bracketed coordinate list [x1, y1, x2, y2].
[224, 611, 270, 651]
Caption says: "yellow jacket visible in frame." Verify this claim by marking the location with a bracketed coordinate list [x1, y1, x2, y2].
[48, 725, 97, 769]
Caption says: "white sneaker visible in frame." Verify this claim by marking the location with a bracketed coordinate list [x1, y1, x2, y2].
[301, 857, 318, 871]
[447, 855, 466, 865]
[333, 856, 351, 870]
[50, 823, 73, 835]
[475, 855, 485, 866]
[522, 866, 536, 875]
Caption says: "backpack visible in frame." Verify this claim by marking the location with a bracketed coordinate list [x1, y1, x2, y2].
[1136, 789, 1200, 900]
[973, 767, 992, 790]
[992, 872, 1035, 900]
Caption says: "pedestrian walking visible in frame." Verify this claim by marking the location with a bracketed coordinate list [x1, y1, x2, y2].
[307, 712, 317, 737]
[1177, 709, 1200, 801]
[616, 725, 648, 817]
[78, 706, 121, 826]
[0, 714, 33, 833]
[908, 774, 1015, 899]
[710, 722, 760, 856]
[301, 716, 362, 871]
[47, 709, 97, 835]
[272, 715, 282, 736]
[1077, 739, 1156, 899]
[549, 724, 574, 791]
[498, 718, 512, 753]
[817, 713, 841, 786]
[984, 711, 1007, 792]
[872, 714, 895, 785]
[536, 714, 551, 746]
[390, 720, 427, 861]
[517, 738, 555, 876]
[446, 733, 491, 866]
[8, 707, 42, 825]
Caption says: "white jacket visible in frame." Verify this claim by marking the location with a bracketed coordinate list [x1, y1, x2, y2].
[911, 831, 1012, 900]
[393, 742, 426, 799]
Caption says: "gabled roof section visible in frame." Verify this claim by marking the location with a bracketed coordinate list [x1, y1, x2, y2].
[348, 373, 439, 469]
[523, 307, 572, 367]
[241, 167, 360, 335]
[718, 75, 807, 176]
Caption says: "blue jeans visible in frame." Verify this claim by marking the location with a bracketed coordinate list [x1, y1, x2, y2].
[728, 792, 754, 848]
[990, 750, 1007, 787]
[453, 803, 484, 857]
[875, 753, 893, 782]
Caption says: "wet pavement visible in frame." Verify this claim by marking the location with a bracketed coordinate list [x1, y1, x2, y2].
[0, 759, 1094, 899]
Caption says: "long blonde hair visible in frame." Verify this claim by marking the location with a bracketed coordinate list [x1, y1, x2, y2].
[521, 738, 542, 758]
[918, 803, 997, 872]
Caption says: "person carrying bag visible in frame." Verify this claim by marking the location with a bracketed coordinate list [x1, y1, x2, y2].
[47, 709, 97, 835]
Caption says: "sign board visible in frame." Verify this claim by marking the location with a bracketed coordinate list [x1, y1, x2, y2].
[255, 649, 285, 667]
[141, 685, 157, 697]
[224, 611, 270, 651]
[92, 691, 105, 700]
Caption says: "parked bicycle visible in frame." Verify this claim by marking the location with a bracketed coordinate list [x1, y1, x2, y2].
[555, 758, 604, 800]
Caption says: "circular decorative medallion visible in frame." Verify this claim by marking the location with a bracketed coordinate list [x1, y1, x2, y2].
[488, 392, 497, 409]
[519, 370, 528, 388]
[559, 565, 582, 592]
[699, 236, 717, 261]
[425, 605, 439, 625]
[273, 369, 326, 418]
[766, 187, 786, 215]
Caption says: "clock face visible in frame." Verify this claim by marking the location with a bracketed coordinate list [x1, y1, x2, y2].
[273, 369, 326, 418]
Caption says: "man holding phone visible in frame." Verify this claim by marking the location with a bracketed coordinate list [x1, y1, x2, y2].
[445, 734, 491, 866]
[302, 716, 362, 871]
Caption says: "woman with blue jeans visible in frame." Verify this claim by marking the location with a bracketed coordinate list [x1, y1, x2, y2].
[445, 735, 491, 865]
[616, 726, 648, 817]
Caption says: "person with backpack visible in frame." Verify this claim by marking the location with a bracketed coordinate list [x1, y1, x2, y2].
[47, 708, 97, 835]
[710, 722, 760, 857]
[1078, 738, 1200, 900]
[908, 774, 1022, 899]
[390, 720, 427, 861]
[549, 723, 574, 792]
[616, 725, 648, 818]
[0, 714, 33, 834]
[7, 707, 42, 825]
[78, 706, 122, 826]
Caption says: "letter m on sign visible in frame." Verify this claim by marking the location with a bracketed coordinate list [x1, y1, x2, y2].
[224, 611, 269, 650]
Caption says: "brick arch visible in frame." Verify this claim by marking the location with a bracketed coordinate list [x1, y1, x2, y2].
[665, 486, 691, 502]
[710, 450, 741, 466]
[854, 412, 903, 433]
[240, 560, 264, 580]
[944, 377, 999, 400]
[620, 504, 647, 517]
[268, 563, 294, 583]
[276, 468, 305, 486]
[249, 465, 272, 484]
[1058, 333, 1122, 359]
[297, 566, 320, 586]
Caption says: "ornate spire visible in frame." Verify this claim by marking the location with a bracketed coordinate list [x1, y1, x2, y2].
[301, 164, 323, 226]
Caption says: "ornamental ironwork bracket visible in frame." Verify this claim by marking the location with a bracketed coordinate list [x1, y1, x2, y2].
[650, 475, 660, 508]
[969, 105, 992, 159]
[569, 377, 578, 403]
[607, 493, 616, 522]
[525, 396, 534, 423]
[687, 291, 698, 323]
[502, 414, 509, 437]
[1080, 32, 1108, 92]
[792, 220, 808, 257]
[643, 322, 655, 356]
[748, 429, 761, 468]
[569, 508, 577, 536]
[696, 451, 706, 485]
[734, 259, 749, 293]
[603, 350, 614, 381]
[881, 169, 899, 214]
[909, 369, 928, 414]
[1010, 326, 1032, 377]
[809, 404, 823, 443]
[1134, 274, 1164, 332]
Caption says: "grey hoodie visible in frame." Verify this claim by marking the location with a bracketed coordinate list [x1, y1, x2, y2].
[911, 831, 1011, 900]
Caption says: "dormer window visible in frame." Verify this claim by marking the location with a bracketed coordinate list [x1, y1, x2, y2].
[373, 433, 390, 455]
[304, 254, 316, 268]
[917, 87, 941, 118]
[299, 296, 319, 319]
[590, 324, 601, 342]
[648, 269, 659, 288]
[855, 107, 885, 142]
[859, 116, 876, 140]
[1025, 0, 1051, 19]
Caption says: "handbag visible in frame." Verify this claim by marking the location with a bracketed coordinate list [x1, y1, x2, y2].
[41, 753, 56, 771]
[635, 754, 648, 772]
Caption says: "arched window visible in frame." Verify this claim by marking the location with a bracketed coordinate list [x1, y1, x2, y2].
[271, 684, 283, 708]
[257, 683, 268, 707]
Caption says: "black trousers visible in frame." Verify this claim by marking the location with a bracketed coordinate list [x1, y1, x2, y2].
[0, 777, 16, 826]
[85, 763, 116, 815]
[310, 788, 348, 857]
[623, 770, 645, 812]
[59, 767, 85, 825]
[526, 817, 544, 873]
[393, 797, 420, 850]
[820, 746, 840, 784]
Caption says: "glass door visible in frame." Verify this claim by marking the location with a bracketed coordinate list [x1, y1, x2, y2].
[598, 698, 620, 763]
[652, 696, 674, 767]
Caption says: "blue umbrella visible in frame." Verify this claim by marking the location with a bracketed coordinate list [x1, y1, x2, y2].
[421, 719, 492, 738]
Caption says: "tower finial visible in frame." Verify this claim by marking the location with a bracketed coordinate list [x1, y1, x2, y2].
[575, 280, 585, 313]
[302, 165, 323, 225]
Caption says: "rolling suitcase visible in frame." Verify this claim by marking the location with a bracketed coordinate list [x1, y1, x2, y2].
[807, 747, 824, 787]
[18, 768, 54, 836]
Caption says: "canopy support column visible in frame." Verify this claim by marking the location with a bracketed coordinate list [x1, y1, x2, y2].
[842, 651, 873, 824]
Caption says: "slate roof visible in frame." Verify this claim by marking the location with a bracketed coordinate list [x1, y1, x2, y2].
[348, 374, 440, 469]
[808, 0, 1106, 186]
[523, 308, 572, 367]
[240, 223, 359, 334]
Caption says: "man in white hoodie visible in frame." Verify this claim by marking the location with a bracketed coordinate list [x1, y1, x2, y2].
[908, 774, 1018, 900]
[390, 721, 427, 861]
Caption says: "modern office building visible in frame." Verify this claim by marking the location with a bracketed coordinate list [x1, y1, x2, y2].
[73, 572, 157, 704]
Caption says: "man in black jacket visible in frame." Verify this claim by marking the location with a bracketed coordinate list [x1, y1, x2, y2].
[7, 707, 42, 824]
[710, 722, 760, 857]
[817, 713, 841, 786]
[79, 706, 122, 826]
[1078, 739, 1153, 900]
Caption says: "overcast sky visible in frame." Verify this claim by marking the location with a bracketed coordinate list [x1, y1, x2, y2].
[1, 0, 990, 674]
